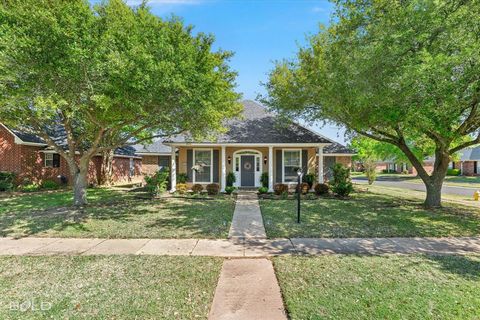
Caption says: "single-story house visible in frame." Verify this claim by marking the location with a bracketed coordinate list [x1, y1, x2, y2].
[452, 147, 480, 176]
[0, 123, 142, 186]
[163, 100, 355, 192]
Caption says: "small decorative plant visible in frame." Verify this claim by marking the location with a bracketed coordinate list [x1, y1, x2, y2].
[297, 182, 310, 195]
[314, 183, 329, 195]
[260, 172, 269, 188]
[176, 183, 188, 195]
[330, 164, 353, 197]
[258, 186, 268, 194]
[274, 183, 288, 195]
[226, 172, 236, 187]
[302, 173, 316, 188]
[206, 183, 220, 195]
[145, 169, 170, 197]
[191, 184, 204, 194]
[0, 171, 15, 192]
[177, 173, 188, 184]
[225, 186, 235, 194]
[40, 179, 60, 190]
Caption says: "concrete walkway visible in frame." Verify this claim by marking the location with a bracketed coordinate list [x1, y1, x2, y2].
[208, 259, 287, 320]
[228, 192, 266, 239]
[1, 236, 479, 256]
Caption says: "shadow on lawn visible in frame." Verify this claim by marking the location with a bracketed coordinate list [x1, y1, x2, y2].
[261, 192, 480, 238]
[0, 197, 233, 238]
[424, 254, 480, 280]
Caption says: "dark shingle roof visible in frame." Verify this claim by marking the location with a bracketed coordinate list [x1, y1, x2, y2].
[167, 100, 333, 144]
[324, 142, 356, 154]
[5, 124, 138, 157]
[133, 140, 171, 154]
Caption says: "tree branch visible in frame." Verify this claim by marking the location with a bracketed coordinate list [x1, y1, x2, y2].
[449, 132, 480, 154]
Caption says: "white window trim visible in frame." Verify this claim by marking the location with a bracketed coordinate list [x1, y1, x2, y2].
[44, 153, 54, 168]
[192, 148, 214, 184]
[282, 149, 302, 184]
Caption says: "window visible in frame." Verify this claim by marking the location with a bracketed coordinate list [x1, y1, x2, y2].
[194, 150, 212, 183]
[256, 157, 260, 172]
[283, 150, 301, 182]
[235, 157, 239, 172]
[158, 156, 170, 172]
[44, 153, 60, 168]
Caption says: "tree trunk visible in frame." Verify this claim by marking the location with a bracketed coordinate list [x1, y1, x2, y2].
[73, 167, 89, 206]
[424, 179, 443, 208]
[99, 149, 114, 186]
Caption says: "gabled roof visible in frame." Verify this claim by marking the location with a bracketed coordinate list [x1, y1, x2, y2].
[459, 146, 480, 161]
[133, 140, 171, 155]
[2, 123, 137, 157]
[323, 141, 356, 155]
[166, 100, 333, 145]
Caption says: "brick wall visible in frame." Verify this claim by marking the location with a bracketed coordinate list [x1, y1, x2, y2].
[1, 126, 143, 185]
[335, 156, 352, 168]
[141, 155, 160, 176]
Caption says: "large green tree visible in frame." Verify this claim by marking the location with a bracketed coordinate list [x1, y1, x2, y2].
[0, 0, 240, 205]
[263, 0, 480, 208]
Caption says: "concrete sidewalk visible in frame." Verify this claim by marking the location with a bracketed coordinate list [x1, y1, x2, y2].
[0, 236, 479, 256]
[228, 192, 267, 239]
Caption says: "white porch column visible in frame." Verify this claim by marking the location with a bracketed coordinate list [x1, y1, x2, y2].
[170, 147, 176, 192]
[268, 146, 274, 192]
[318, 146, 324, 184]
[221, 145, 226, 192]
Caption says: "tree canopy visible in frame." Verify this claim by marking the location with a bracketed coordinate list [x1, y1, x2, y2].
[0, 0, 241, 205]
[263, 0, 480, 207]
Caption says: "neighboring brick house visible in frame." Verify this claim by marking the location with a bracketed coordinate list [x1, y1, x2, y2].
[451, 146, 480, 176]
[133, 140, 174, 176]
[0, 123, 142, 186]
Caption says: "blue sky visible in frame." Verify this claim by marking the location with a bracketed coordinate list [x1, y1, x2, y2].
[92, 0, 347, 144]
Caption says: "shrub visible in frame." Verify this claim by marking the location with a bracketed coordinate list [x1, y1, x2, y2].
[177, 173, 188, 184]
[144, 169, 169, 197]
[447, 168, 461, 176]
[19, 183, 40, 192]
[330, 163, 353, 197]
[302, 173, 316, 188]
[363, 159, 377, 185]
[258, 186, 268, 194]
[314, 183, 329, 195]
[0, 171, 15, 191]
[40, 179, 60, 190]
[225, 186, 235, 194]
[295, 182, 310, 194]
[226, 172, 236, 187]
[176, 183, 188, 195]
[260, 172, 269, 188]
[206, 183, 220, 195]
[191, 184, 204, 194]
[274, 183, 288, 195]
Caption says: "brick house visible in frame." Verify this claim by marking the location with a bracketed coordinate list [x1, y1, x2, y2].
[0, 123, 142, 186]
[163, 100, 355, 192]
[451, 146, 480, 176]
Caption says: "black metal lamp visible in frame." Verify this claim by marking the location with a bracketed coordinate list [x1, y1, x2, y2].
[296, 168, 303, 223]
[227, 156, 231, 164]
[264, 156, 267, 165]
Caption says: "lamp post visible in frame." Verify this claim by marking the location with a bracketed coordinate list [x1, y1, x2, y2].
[297, 168, 303, 223]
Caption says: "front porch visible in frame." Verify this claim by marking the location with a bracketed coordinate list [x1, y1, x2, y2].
[168, 144, 328, 192]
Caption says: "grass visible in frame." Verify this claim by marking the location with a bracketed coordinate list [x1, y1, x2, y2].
[274, 254, 480, 320]
[0, 188, 133, 215]
[0, 195, 235, 239]
[0, 255, 222, 319]
[260, 189, 480, 238]
[353, 173, 480, 188]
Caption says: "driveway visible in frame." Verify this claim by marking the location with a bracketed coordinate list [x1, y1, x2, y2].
[352, 177, 478, 197]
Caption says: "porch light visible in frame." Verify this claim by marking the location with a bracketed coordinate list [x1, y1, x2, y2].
[264, 156, 267, 165]
[227, 156, 231, 164]
[296, 168, 303, 224]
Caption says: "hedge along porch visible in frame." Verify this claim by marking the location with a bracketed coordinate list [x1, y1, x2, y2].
[164, 100, 355, 192]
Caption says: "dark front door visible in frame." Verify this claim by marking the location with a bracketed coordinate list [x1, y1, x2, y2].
[241, 156, 255, 186]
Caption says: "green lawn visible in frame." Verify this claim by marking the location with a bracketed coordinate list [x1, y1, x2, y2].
[0, 188, 133, 215]
[354, 173, 480, 188]
[274, 255, 480, 320]
[0, 255, 222, 319]
[0, 194, 235, 239]
[260, 190, 480, 238]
